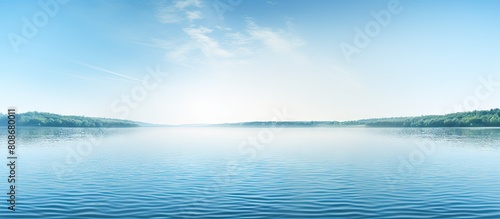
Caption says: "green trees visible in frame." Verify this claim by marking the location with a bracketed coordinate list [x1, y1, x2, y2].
[0, 112, 139, 127]
[1, 109, 500, 128]
[362, 109, 500, 127]
[217, 109, 500, 128]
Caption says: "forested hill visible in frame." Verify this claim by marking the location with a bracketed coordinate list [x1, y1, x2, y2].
[216, 109, 500, 128]
[355, 109, 500, 127]
[2, 109, 500, 128]
[0, 112, 140, 127]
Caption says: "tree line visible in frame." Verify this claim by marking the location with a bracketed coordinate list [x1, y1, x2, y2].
[218, 109, 500, 127]
[0, 112, 139, 127]
[2, 109, 500, 128]
[356, 109, 500, 127]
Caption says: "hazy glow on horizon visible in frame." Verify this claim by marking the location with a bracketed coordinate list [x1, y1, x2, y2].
[1, 0, 500, 124]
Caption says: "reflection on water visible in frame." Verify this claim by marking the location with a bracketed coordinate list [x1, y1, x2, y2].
[0, 127, 499, 218]
[5, 127, 129, 147]
[373, 127, 500, 148]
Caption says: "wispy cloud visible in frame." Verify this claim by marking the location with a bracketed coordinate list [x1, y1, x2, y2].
[226, 32, 252, 46]
[174, 0, 202, 9]
[76, 61, 143, 82]
[245, 18, 303, 51]
[267, 1, 278, 6]
[186, 10, 202, 21]
[184, 26, 232, 58]
[156, 6, 182, 23]
[215, 26, 232, 31]
[155, 18, 304, 65]
[156, 0, 203, 24]
[167, 43, 195, 64]
[151, 1, 303, 65]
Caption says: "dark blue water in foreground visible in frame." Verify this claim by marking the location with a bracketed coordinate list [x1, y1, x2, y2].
[1, 127, 499, 218]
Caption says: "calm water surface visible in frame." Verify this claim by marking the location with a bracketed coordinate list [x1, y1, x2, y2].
[1, 127, 499, 218]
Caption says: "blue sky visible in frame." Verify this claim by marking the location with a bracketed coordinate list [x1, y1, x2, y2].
[1, 0, 500, 124]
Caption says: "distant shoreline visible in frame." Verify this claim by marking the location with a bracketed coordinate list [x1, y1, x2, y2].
[2, 109, 499, 128]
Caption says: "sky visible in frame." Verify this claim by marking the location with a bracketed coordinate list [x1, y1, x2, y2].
[1, 0, 500, 124]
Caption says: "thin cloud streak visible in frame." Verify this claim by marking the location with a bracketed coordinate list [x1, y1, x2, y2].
[76, 61, 143, 82]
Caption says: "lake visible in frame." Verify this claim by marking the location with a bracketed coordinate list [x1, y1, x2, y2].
[1, 127, 499, 218]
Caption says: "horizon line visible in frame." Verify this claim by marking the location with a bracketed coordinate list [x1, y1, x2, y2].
[5, 108, 499, 126]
